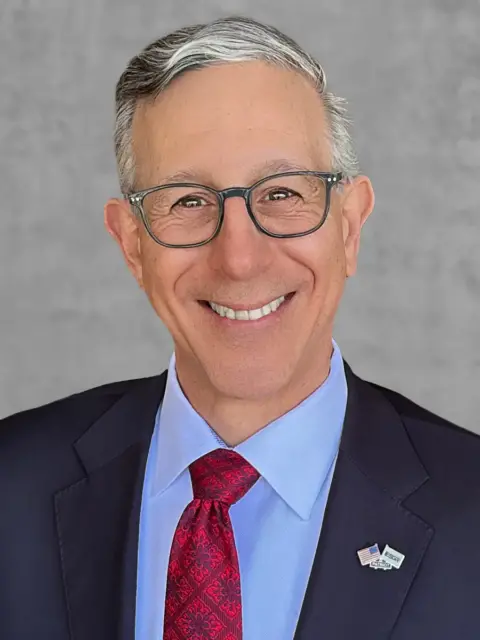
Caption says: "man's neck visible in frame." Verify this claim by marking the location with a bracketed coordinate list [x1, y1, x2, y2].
[174, 342, 334, 447]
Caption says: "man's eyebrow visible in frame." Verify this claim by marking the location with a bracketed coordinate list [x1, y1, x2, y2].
[158, 159, 317, 187]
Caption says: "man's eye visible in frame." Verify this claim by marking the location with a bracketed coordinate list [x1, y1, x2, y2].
[175, 196, 205, 208]
[266, 189, 298, 201]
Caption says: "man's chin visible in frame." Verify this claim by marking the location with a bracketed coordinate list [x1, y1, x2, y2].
[199, 357, 294, 402]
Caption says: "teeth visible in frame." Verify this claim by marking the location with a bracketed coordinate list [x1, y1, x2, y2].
[209, 295, 286, 321]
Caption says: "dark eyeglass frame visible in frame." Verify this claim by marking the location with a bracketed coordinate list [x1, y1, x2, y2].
[125, 170, 343, 249]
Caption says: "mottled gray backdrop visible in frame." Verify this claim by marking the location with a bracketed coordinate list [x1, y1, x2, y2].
[0, 0, 479, 432]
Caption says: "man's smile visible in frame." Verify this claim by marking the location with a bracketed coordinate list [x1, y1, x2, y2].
[198, 291, 296, 324]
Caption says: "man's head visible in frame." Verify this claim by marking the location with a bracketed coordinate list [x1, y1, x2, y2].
[105, 16, 374, 418]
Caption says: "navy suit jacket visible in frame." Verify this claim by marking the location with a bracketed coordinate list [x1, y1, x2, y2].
[1, 361, 480, 639]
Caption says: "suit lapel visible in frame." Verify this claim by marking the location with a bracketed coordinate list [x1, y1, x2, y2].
[54, 373, 167, 640]
[294, 363, 434, 640]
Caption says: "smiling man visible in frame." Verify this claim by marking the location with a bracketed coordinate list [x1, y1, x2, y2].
[1, 15, 480, 640]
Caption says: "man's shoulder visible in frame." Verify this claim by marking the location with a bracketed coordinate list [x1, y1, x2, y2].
[0, 374, 165, 452]
[371, 379, 479, 442]
[369, 378, 480, 478]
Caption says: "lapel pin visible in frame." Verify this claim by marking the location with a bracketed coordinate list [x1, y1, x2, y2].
[369, 557, 393, 571]
[357, 543, 381, 566]
[369, 544, 406, 571]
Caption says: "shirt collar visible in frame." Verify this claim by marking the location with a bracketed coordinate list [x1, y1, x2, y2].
[152, 340, 348, 521]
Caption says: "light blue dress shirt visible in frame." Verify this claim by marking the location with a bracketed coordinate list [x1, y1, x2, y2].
[135, 339, 348, 639]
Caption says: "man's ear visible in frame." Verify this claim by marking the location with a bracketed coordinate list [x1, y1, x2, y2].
[104, 198, 145, 290]
[341, 176, 375, 278]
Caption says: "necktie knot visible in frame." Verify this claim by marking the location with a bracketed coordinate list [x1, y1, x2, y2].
[189, 448, 260, 506]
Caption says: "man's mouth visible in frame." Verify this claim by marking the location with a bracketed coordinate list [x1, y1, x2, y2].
[199, 292, 296, 322]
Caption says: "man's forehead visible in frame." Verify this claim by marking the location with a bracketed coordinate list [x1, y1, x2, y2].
[131, 70, 331, 188]
[133, 63, 328, 146]
[132, 111, 331, 188]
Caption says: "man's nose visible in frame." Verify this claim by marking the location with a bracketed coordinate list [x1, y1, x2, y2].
[207, 196, 272, 279]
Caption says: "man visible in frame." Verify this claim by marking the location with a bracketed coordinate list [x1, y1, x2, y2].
[1, 14, 479, 640]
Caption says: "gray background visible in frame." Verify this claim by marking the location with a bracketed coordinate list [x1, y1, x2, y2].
[0, 0, 479, 432]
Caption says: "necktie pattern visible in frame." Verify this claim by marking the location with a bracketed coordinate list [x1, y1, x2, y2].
[163, 448, 260, 639]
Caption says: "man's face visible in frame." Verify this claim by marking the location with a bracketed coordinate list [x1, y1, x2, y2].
[106, 61, 373, 401]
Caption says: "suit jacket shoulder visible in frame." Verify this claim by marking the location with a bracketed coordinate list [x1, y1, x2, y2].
[371, 380, 480, 486]
[0, 375, 163, 490]
[0, 375, 156, 443]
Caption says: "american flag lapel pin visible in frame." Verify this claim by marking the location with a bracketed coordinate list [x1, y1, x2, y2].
[357, 543, 381, 566]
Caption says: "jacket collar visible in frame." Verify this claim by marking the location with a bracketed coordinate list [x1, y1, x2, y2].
[340, 361, 429, 500]
[73, 374, 167, 474]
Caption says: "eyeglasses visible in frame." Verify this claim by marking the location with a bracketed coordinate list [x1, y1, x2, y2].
[126, 170, 343, 249]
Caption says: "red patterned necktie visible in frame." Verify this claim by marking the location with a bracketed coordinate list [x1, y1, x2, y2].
[163, 448, 260, 640]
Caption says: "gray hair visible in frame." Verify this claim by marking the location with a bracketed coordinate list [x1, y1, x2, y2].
[114, 15, 360, 194]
